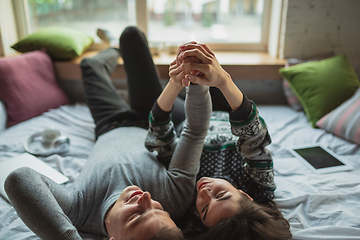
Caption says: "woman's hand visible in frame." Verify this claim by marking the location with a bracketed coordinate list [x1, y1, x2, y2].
[176, 42, 231, 90]
[176, 42, 244, 111]
[169, 56, 201, 87]
[156, 59, 188, 112]
[168, 59, 185, 87]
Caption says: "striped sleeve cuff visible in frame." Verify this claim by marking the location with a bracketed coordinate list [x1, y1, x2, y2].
[229, 95, 253, 121]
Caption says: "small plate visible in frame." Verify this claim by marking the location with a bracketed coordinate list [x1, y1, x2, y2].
[25, 132, 70, 156]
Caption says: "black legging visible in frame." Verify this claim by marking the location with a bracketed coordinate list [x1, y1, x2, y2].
[80, 26, 186, 139]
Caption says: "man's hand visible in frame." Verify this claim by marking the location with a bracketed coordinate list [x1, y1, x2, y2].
[175, 42, 231, 89]
[175, 42, 244, 111]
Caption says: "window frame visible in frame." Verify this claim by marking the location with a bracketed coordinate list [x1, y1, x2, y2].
[12, 0, 31, 39]
[0, 33, 4, 57]
[13, 0, 272, 52]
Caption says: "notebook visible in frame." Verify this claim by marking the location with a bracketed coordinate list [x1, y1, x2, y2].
[0, 153, 69, 202]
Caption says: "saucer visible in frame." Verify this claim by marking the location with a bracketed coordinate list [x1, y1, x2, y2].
[24, 132, 70, 156]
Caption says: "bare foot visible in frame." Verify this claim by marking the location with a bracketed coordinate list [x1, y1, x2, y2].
[97, 28, 118, 47]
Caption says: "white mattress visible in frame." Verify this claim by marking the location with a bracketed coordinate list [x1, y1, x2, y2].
[0, 104, 359, 239]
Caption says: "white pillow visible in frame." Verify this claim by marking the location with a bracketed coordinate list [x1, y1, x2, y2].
[0, 100, 7, 131]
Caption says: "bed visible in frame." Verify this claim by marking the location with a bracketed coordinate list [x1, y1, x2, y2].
[1, 103, 359, 239]
[1, 51, 360, 240]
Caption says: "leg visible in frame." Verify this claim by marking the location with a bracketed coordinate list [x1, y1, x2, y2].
[119, 26, 186, 130]
[119, 26, 186, 127]
[210, 87, 230, 111]
[5, 167, 81, 239]
[80, 48, 131, 138]
[120, 26, 162, 116]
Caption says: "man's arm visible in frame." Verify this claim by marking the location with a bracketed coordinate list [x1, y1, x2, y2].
[162, 84, 211, 219]
[167, 84, 211, 172]
[5, 167, 82, 239]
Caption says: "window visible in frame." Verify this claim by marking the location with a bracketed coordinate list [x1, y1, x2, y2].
[23, 0, 136, 42]
[147, 0, 270, 51]
[15, 0, 271, 52]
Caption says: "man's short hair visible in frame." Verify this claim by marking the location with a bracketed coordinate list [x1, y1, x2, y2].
[150, 226, 184, 240]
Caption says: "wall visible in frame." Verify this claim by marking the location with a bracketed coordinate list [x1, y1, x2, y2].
[279, 0, 360, 77]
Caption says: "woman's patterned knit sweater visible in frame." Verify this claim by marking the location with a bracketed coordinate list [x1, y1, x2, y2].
[145, 95, 275, 203]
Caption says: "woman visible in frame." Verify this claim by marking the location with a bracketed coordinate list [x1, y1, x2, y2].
[147, 42, 292, 239]
[4, 27, 211, 240]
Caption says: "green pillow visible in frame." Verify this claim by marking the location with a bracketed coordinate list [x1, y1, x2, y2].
[279, 54, 360, 127]
[11, 26, 93, 60]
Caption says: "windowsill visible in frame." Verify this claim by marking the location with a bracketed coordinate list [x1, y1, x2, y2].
[152, 51, 285, 65]
[54, 50, 286, 81]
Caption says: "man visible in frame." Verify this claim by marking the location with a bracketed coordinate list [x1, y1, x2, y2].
[5, 27, 211, 240]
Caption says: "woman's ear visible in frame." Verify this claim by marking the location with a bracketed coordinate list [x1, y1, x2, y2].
[238, 190, 253, 201]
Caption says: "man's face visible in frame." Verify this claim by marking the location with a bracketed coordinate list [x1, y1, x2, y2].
[105, 186, 177, 240]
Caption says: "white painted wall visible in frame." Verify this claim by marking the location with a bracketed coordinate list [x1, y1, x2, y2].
[280, 0, 360, 77]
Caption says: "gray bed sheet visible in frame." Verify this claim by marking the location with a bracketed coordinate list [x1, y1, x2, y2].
[0, 103, 359, 240]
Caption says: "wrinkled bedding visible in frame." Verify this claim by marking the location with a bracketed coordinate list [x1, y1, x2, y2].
[0, 103, 359, 240]
[259, 106, 360, 239]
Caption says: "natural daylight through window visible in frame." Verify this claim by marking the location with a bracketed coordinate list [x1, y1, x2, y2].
[23, 0, 269, 51]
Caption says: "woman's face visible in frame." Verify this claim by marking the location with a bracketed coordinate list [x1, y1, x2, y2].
[105, 186, 177, 240]
[196, 177, 252, 228]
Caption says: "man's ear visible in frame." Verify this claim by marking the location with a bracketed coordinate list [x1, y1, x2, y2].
[238, 190, 253, 201]
[109, 237, 114, 240]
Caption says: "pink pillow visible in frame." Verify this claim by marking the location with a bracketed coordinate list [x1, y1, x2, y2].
[316, 88, 360, 145]
[0, 50, 70, 126]
[282, 65, 303, 111]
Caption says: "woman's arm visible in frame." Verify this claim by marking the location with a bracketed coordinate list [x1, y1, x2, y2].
[230, 104, 276, 201]
[145, 59, 187, 163]
[156, 59, 184, 111]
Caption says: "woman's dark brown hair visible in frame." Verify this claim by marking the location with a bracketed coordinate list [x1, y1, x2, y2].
[183, 193, 292, 240]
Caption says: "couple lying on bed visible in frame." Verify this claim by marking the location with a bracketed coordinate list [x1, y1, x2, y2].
[5, 26, 292, 240]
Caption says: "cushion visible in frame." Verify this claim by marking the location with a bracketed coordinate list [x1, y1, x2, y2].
[11, 26, 93, 60]
[316, 88, 360, 145]
[279, 54, 360, 127]
[282, 67, 303, 111]
[0, 50, 70, 126]
[0, 100, 6, 131]
[282, 53, 335, 111]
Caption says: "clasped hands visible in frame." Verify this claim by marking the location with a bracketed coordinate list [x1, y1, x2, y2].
[169, 41, 231, 89]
